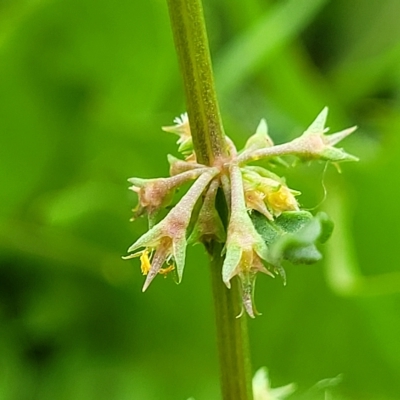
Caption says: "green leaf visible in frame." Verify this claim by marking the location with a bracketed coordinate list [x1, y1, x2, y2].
[283, 243, 322, 265]
[316, 211, 334, 244]
[250, 211, 334, 268]
[251, 212, 281, 245]
[274, 210, 314, 233]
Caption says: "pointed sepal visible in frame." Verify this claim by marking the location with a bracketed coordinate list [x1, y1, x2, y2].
[292, 107, 358, 163]
[303, 106, 329, 136]
[244, 119, 274, 151]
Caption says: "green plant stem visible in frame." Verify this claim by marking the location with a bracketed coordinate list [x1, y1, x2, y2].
[166, 0, 253, 399]
[237, 140, 299, 164]
[166, 0, 228, 166]
[210, 243, 254, 400]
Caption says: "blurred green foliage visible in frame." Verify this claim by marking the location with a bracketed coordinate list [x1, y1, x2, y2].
[1, 0, 400, 399]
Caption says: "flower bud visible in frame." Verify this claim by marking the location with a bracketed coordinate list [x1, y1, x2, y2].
[244, 119, 274, 151]
[242, 168, 300, 219]
[162, 113, 195, 159]
[128, 168, 211, 225]
[167, 154, 205, 176]
[188, 179, 226, 246]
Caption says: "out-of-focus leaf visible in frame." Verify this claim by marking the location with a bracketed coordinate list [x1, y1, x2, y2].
[0, 56, 53, 223]
[215, 0, 328, 96]
[0, 0, 46, 48]
[294, 374, 343, 400]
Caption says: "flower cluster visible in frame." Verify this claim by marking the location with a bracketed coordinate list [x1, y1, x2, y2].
[124, 108, 357, 317]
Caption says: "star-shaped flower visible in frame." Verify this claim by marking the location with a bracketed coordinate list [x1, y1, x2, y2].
[129, 168, 209, 225]
[222, 165, 274, 317]
[291, 107, 358, 162]
[125, 169, 218, 290]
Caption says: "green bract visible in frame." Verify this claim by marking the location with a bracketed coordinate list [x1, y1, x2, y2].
[125, 108, 357, 317]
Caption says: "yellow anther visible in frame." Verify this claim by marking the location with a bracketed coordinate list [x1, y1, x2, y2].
[140, 250, 152, 275]
[159, 265, 175, 276]
[266, 186, 299, 213]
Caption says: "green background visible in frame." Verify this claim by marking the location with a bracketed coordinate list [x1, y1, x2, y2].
[1, 0, 400, 399]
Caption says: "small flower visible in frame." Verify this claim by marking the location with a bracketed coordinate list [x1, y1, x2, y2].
[124, 236, 177, 291]
[162, 113, 190, 143]
[188, 178, 226, 246]
[242, 169, 300, 220]
[162, 112, 195, 160]
[224, 242, 274, 317]
[238, 120, 289, 168]
[253, 367, 296, 400]
[291, 107, 358, 162]
[129, 168, 209, 225]
[223, 165, 274, 317]
[265, 185, 300, 215]
[243, 181, 273, 220]
[124, 248, 175, 278]
[125, 169, 218, 290]
[129, 178, 173, 222]
[244, 118, 274, 152]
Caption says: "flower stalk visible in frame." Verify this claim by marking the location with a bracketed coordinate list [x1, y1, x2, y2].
[210, 242, 254, 400]
[166, 0, 228, 165]
[166, 0, 254, 398]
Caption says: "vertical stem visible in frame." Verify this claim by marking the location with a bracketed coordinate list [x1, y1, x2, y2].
[166, 0, 228, 165]
[166, 0, 253, 399]
[210, 243, 254, 400]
